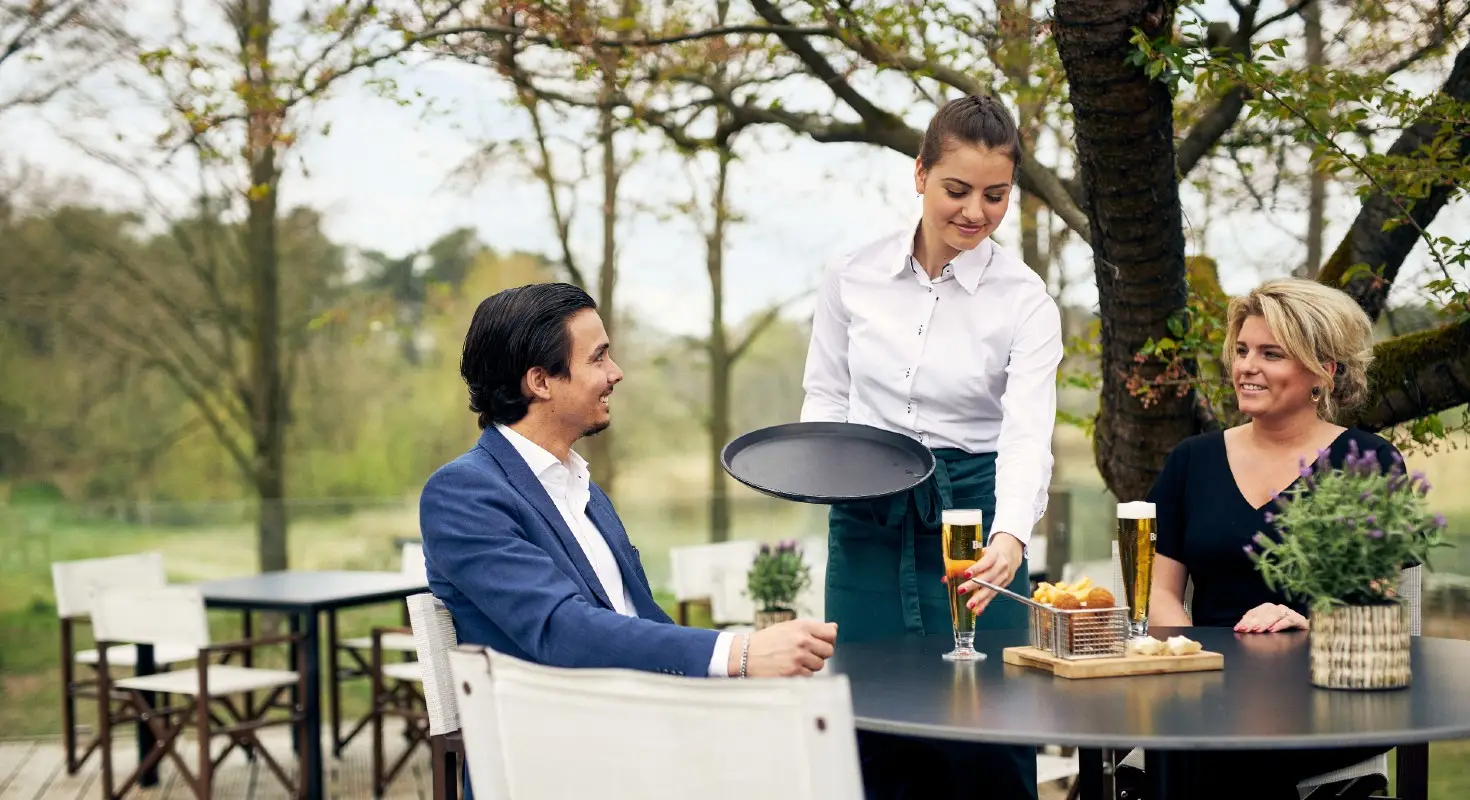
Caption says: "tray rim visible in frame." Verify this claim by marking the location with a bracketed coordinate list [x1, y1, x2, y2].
[719, 421, 938, 504]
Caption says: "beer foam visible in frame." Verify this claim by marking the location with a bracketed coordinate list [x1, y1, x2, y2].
[1117, 501, 1157, 519]
[942, 509, 985, 527]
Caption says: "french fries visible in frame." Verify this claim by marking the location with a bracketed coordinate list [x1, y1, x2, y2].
[1031, 577, 1095, 606]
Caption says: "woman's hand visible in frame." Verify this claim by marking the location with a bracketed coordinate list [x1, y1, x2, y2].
[957, 533, 1025, 616]
[1234, 603, 1309, 633]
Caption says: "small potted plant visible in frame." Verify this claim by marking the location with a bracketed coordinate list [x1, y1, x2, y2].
[1248, 441, 1450, 690]
[747, 540, 813, 630]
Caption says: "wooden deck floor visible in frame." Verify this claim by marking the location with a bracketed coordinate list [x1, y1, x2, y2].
[0, 727, 431, 800]
[0, 729, 1077, 800]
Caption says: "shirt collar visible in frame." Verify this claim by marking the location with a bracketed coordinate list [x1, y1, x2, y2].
[890, 211, 995, 295]
[496, 424, 588, 483]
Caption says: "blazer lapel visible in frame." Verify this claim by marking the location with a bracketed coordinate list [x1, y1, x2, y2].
[586, 491, 661, 618]
[477, 428, 615, 611]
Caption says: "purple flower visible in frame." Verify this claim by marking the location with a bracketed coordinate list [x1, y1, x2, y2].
[1263, 511, 1275, 524]
[1299, 463, 1314, 479]
[759, 543, 771, 556]
[1368, 529, 1385, 539]
[1434, 513, 1448, 529]
[1365, 515, 1377, 527]
[1252, 532, 1269, 546]
[1360, 490, 1375, 503]
[1243, 545, 1255, 556]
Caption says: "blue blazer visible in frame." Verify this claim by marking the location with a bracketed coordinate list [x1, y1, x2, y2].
[419, 426, 719, 677]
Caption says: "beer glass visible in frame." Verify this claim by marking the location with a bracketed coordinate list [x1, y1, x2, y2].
[941, 509, 986, 662]
[1116, 501, 1157, 639]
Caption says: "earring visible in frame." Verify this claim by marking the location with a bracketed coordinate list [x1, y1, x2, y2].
[1311, 386, 1323, 402]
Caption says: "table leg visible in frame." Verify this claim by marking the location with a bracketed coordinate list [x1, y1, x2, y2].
[301, 611, 324, 800]
[1143, 750, 1203, 800]
[1396, 743, 1429, 800]
[136, 644, 158, 787]
[1077, 748, 1105, 800]
[289, 614, 302, 754]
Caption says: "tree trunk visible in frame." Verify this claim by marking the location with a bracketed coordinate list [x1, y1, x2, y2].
[707, 147, 733, 543]
[1317, 41, 1470, 320]
[1053, 0, 1191, 501]
[1019, 190, 1047, 282]
[584, 50, 620, 495]
[1301, 0, 1326, 279]
[241, 0, 288, 573]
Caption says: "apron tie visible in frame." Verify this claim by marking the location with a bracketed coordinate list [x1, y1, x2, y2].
[883, 458, 956, 636]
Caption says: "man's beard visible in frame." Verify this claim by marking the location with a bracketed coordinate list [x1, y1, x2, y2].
[583, 418, 610, 438]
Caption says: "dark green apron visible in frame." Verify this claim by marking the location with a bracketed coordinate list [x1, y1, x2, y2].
[826, 448, 1030, 641]
[827, 448, 1038, 800]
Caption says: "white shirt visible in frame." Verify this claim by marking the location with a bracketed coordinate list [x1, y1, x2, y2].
[497, 425, 735, 677]
[799, 219, 1062, 545]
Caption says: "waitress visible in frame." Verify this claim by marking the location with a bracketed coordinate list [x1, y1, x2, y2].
[800, 94, 1062, 799]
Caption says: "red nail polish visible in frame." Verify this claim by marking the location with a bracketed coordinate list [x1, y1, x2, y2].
[957, 586, 968, 595]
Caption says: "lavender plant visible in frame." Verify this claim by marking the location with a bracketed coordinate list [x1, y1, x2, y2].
[1248, 440, 1450, 613]
[747, 540, 812, 613]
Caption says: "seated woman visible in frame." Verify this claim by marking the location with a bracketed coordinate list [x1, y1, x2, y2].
[1126, 278, 1397, 799]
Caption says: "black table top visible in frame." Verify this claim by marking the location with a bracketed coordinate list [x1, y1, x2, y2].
[195, 570, 428, 612]
[826, 626, 1470, 751]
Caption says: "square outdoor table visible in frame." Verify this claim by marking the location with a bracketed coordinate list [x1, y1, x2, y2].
[134, 570, 429, 800]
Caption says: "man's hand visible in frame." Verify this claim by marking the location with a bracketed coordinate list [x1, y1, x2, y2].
[957, 532, 1025, 616]
[728, 619, 838, 678]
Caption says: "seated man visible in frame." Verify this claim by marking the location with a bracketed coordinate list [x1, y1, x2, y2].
[421, 281, 837, 679]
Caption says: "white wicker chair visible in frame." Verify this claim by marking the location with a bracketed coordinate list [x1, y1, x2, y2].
[50, 552, 199, 775]
[447, 644, 864, 800]
[90, 585, 303, 800]
[406, 592, 462, 800]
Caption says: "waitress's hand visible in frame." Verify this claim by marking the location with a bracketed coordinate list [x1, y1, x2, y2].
[957, 532, 1025, 616]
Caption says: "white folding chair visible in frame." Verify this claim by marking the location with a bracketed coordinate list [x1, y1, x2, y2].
[50, 552, 198, 775]
[668, 541, 762, 626]
[90, 585, 303, 800]
[330, 539, 425, 755]
[406, 592, 463, 800]
[447, 644, 864, 800]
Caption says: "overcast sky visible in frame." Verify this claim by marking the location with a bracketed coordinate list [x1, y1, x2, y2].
[1, 1, 1463, 336]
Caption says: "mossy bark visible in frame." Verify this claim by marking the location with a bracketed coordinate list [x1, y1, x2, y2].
[1350, 320, 1470, 432]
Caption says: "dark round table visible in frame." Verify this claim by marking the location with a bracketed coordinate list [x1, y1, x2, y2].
[827, 626, 1470, 799]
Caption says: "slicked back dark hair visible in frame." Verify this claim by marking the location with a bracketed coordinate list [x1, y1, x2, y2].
[918, 94, 1022, 178]
[460, 282, 597, 429]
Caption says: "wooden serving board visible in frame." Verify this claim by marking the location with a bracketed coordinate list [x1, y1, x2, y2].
[1002, 646, 1223, 679]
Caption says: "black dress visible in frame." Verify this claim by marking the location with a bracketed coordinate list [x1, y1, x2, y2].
[1131, 426, 1400, 798]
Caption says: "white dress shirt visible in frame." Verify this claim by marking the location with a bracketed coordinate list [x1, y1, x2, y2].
[497, 425, 735, 677]
[799, 218, 1062, 545]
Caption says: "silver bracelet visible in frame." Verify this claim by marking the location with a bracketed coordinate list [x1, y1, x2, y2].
[739, 634, 750, 678]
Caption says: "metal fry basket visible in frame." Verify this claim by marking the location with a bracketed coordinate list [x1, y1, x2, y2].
[1030, 605, 1129, 660]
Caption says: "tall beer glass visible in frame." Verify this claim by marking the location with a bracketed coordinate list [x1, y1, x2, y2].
[941, 509, 986, 662]
[1116, 501, 1157, 639]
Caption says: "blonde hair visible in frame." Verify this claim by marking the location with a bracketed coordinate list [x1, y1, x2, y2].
[1222, 278, 1375, 421]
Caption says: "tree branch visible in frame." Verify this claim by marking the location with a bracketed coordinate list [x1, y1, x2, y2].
[1349, 319, 1470, 432]
[1316, 39, 1470, 321]
[730, 290, 814, 364]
